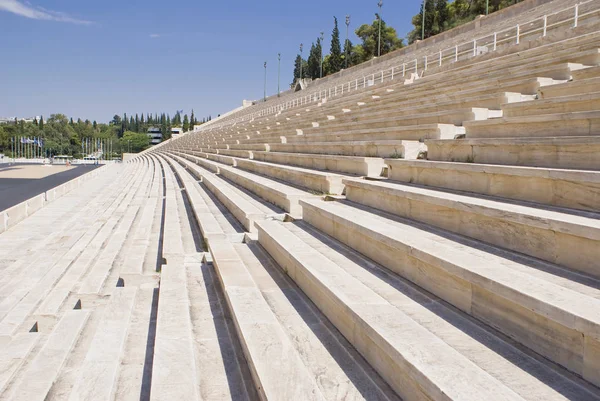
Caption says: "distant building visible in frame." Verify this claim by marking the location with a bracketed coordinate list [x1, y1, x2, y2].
[0, 116, 39, 124]
[171, 127, 183, 139]
[147, 127, 162, 145]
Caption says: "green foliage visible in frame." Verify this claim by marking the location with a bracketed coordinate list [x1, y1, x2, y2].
[355, 16, 403, 62]
[183, 114, 190, 132]
[328, 17, 343, 74]
[292, 54, 308, 84]
[122, 131, 150, 153]
[408, 0, 525, 44]
[307, 38, 323, 79]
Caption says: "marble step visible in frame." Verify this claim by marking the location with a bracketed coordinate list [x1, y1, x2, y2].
[67, 287, 137, 401]
[255, 219, 527, 401]
[385, 159, 600, 212]
[208, 239, 326, 400]
[6, 310, 90, 401]
[297, 198, 600, 387]
[343, 178, 600, 277]
[425, 136, 600, 170]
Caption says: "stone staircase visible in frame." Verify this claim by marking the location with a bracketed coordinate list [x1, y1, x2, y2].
[2, 2, 600, 400]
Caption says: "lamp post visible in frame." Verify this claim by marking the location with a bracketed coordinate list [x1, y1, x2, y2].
[277, 53, 281, 97]
[345, 15, 350, 69]
[263, 61, 267, 102]
[299, 43, 304, 81]
[377, 0, 383, 57]
[320, 31, 324, 78]
[422, 0, 426, 41]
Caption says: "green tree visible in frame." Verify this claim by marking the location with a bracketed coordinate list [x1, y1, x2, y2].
[355, 16, 403, 62]
[172, 111, 181, 126]
[183, 114, 190, 132]
[292, 54, 308, 83]
[343, 37, 357, 68]
[190, 109, 195, 129]
[328, 17, 343, 74]
[121, 131, 150, 153]
[111, 114, 122, 126]
[39, 116, 44, 130]
[307, 38, 323, 79]
[408, 0, 523, 44]
[160, 114, 166, 137]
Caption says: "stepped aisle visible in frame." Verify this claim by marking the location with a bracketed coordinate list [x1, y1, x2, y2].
[143, 9, 600, 399]
[3, 0, 600, 399]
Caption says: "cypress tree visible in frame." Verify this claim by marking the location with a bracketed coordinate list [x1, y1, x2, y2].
[190, 109, 195, 128]
[329, 16, 343, 74]
[39, 116, 44, 130]
[292, 54, 305, 83]
[161, 114, 167, 138]
[307, 41, 322, 79]
[436, 0, 449, 34]
[343, 38, 355, 68]
[183, 114, 190, 132]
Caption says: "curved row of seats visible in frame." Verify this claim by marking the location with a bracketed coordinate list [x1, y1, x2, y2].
[142, 12, 600, 400]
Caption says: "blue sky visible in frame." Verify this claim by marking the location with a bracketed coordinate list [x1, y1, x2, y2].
[0, 0, 423, 122]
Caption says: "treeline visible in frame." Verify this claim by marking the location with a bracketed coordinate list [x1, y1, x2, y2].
[408, 0, 525, 44]
[292, 0, 525, 83]
[110, 110, 212, 138]
[292, 15, 403, 83]
[0, 110, 211, 157]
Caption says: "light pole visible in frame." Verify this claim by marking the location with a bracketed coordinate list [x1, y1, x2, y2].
[277, 53, 281, 97]
[320, 31, 324, 78]
[422, 0, 426, 41]
[345, 15, 350, 69]
[377, 0, 383, 57]
[299, 43, 304, 81]
[263, 61, 267, 102]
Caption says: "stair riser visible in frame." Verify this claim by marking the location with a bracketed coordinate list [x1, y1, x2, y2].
[257, 227, 448, 401]
[426, 140, 600, 170]
[306, 111, 481, 132]
[235, 159, 345, 195]
[345, 182, 600, 278]
[503, 98, 600, 117]
[300, 202, 600, 386]
[387, 162, 600, 213]
[253, 153, 384, 176]
[465, 118, 600, 138]
[269, 142, 424, 158]
[217, 168, 302, 216]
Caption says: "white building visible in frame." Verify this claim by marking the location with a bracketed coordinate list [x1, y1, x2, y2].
[171, 127, 183, 139]
[0, 116, 40, 124]
[147, 127, 162, 145]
